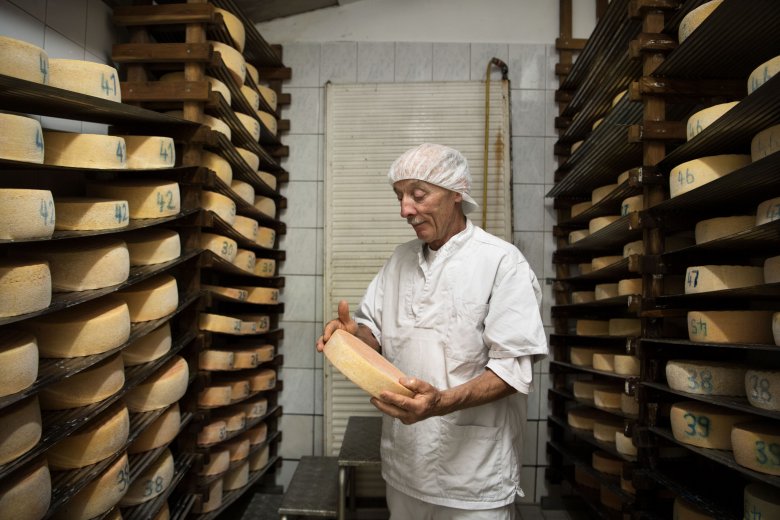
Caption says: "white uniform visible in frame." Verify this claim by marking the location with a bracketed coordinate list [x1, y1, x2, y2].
[355, 220, 548, 510]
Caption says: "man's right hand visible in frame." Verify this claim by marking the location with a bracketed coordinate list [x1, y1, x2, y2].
[315, 300, 358, 352]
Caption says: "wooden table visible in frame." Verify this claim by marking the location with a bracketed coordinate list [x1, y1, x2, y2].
[337, 416, 382, 520]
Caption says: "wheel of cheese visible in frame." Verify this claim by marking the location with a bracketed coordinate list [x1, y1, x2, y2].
[568, 229, 589, 244]
[54, 197, 129, 231]
[233, 216, 259, 242]
[236, 112, 260, 141]
[231, 180, 255, 205]
[233, 249, 256, 273]
[670, 155, 751, 199]
[43, 131, 126, 169]
[589, 216, 620, 234]
[214, 409, 247, 432]
[256, 227, 276, 249]
[259, 171, 277, 191]
[617, 278, 642, 296]
[236, 286, 279, 305]
[0, 259, 51, 318]
[254, 196, 276, 218]
[222, 378, 251, 400]
[591, 184, 617, 205]
[732, 422, 780, 475]
[246, 368, 276, 392]
[744, 483, 780, 520]
[48, 59, 121, 102]
[748, 55, 780, 95]
[0, 36, 48, 84]
[202, 150, 233, 185]
[615, 432, 637, 456]
[621, 393, 639, 415]
[125, 356, 189, 412]
[666, 360, 747, 396]
[592, 352, 615, 372]
[569, 347, 610, 367]
[623, 239, 644, 257]
[124, 228, 181, 267]
[671, 401, 749, 449]
[224, 436, 250, 462]
[232, 348, 259, 369]
[87, 180, 181, 219]
[257, 111, 277, 136]
[48, 404, 129, 469]
[236, 313, 271, 334]
[751, 124, 780, 162]
[573, 380, 620, 401]
[0, 332, 37, 397]
[202, 284, 248, 302]
[614, 355, 640, 376]
[0, 189, 54, 239]
[202, 114, 231, 140]
[765, 255, 780, 284]
[215, 7, 245, 52]
[686, 102, 739, 141]
[224, 462, 249, 491]
[236, 147, 259, 171]
[198, 384, 233, 408]
[199, 449, 230, 476]
[593, 417, 623, 442]
[195, 478, 223, 514]
[609, 318, 641, 337]
[254, 258, 276, 277]
[571, 291, 595, 304]
[695, 215, 754, 244]
[592, 255, 622, 270]
[200, 349, 235, 371]
[591, 118, 603, 131]
[197, 420, 227, 446]
[594, 283, 619, 300]
[129, 403, 180, 454]
[40, 354, 124, 409]
[244, 422, 268, 445]
[570, 201, 592, 218]
[210, 40, 245, 86]
[240, 86, 260, 111]
[119, 135, 176, 169]
[575, 319, 609, 336]
[746, 369, 780, 411]
[594, 388, 623, 410]
[201, 233, 237, 263]
[232, 395, 268, 419]
[120, 449, 174, 506]
[592, 451, 622, 476]
[0, 396, 41, 465]
[203, 190, 237, 225]
[0, 458, 50, 520]
[246, 63, 259, 84]
[620, 195, 643, 216]
[617, 168, 631, 184]
[684, 265, 763, 294]
[257, 85, 278, 111]
[249, 444, 270, 471]
[673, 497, 713, 520]
[678, 0, 723, 43]
[199, 313, 242, 335]
[687, 310, 774, 344]
[757, 196, 780, 226]
[160, 72, 231, 105]
[574, 465, 599, 489]
[53, 452, 129, 520]
[123, 323, 172, 367]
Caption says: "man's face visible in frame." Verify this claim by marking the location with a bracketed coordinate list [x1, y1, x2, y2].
[392, 179, 464, 250]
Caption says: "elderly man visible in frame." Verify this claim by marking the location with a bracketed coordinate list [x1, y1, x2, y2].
[317, 143, 547, 519]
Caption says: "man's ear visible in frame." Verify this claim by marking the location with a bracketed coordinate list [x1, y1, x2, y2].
[453, 192, 463, 204]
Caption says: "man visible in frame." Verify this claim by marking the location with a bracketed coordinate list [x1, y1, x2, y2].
[316, 143, 547, 519]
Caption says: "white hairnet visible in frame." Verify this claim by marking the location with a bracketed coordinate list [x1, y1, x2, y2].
[387, 143, 478, 215]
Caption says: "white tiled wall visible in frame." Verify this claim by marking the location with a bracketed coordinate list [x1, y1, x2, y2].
[277, 40, 559, 503]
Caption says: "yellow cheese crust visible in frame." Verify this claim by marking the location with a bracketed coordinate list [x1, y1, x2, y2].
[39, 354, 124, 410]
[0, 458, 50, 520]
[124, 228, 181, 266]
[125, 356, 189, 412]
[0, 188, 54, 239]
[0, 331, 38, 397]
[129, 403, 180, 454]
[52, 452, 129, 520]
[47, 404, 129, 469]
[0, 35, 48, 84]
[120, 135, 176, 169]
[732, 422, 780, 475]
[122, 322, 172, 366]
[118, 274, 179, 322]
[87, 180, 180, 219]
[686, 102, 739, 141]
[670, 400, 749, 449]
[120, 448, 174, 506]
[0, 396, 41, 465]
[43, 131, 126, 169]
[48, 59, 121, 102]
[0, 259, 51, 318]
[748, 55, 780, 95]
[678, 0, 723, 43]
[53, 197, 129, 231]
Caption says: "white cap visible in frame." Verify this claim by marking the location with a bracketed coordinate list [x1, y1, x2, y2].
[387, 143, 478, 215]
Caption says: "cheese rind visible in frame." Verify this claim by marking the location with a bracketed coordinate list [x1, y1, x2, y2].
[684, 265, 764, 294]
[568, 229, 589, 244]
[124, 228, 181, 266]
[236, 286, 279, 304]
[51, 452, 129, 520]
[233, 216, 259, 242]
[0, 332, 38, 397]
[620, 194, 643, 215]
[744, 483, 780, 520]
[259, 171, 277, 191]
[254, 196, 276, 218]
[48, 404, 129, 469]
[588, 216, 620, 234]
[257, 111, 277, 136]
[39, 354, 124, 410]
[199, 449, 230, 475]
[249, 445, 270, 471]
[203, 150, 233, 185]
[593, 417, 623, 442]
[756, 196, 780, 226]
[593, 388, 622, 410]
[751, 124, 780, 162]
[198, 384, 233, 408]
[594, 283, 618, 300]
[210, 40, 245, 86]
[256, 227, 276, 249]
[615, 432, 637, 456]
[575, 319, 609, 336]
[195, 478, 223, 513]
[215, 8, 246, 51]
[573, 380, 620, 401]
[240, 85, 260, 111]
[201, 233, 238, 263]
[609, 319, 641, 337]
[569, 347, 610, 367]
[687, 310, 774, 344]
[765, 255, 780, 284]
[233, 249, 256, 273]
[686, 102, 738, 141]
[591, 184, 617, 204]
[43, 131, 126, 169]
[199, 313, 242, 335]
[129, 403, 180, 454]
[592, 451, 622, 476]
[202, 114, 231, 140]
[236, 112, 260, 141]
[0, 189, 54, 239]
[120, 449, 175, 506]
[670, 155, 750, 198]
[623, 239, 644, 257]
[571, 291, 595, 304]
[695, 216, 754, 244]
[254, 258, 276, 277]
[118, 274, 178, 322]
[224, 462, 249, 491]
[618, 278, 642, 296]
[732, 422, 780, 475]
[0, 396, 41, 465]
[666, 360, 747, 396]
[678, 0, 723, 43]
[0, 36, 48, 84]
[120, 135, 176, 169]
[231, 395, 268, 419]
[236, 147, 259, 171]
[54, 197, 129, 231]
[614, 355, 640, 376]
[231, 180, 255, 205]
[748, 55, 780, 95]
[48, 59, 121, 102]
[257, 85, 278, 111]
[0, 458, 50, 520]
[670, 400, 749, 449]
[202, 190, 237, 225]
[125, 356, 189, 412]
[592, 353, 615, 372]
[197, 420, 227, 446]
[0, 260, 51, 317]
[746, 369, 780, 411]
[591, 255, 622, 270]
[87, 180, 180, 219]
[570, 201, 591, 217]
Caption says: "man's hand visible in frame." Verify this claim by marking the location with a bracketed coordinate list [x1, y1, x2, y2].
[315, 300, 358, 352]
[370, 377, 442, 425]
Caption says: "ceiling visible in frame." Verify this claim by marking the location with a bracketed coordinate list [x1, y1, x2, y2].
[234, 0, 367, 23]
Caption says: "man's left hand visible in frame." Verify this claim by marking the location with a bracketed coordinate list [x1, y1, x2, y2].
[370, 377, 441, 425]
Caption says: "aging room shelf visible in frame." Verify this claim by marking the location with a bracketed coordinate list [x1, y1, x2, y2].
[642, 381, 780, 421]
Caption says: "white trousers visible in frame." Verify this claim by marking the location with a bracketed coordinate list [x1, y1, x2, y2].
[386, 485, 516, 520]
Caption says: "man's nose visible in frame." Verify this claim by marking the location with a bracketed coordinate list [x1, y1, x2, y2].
[399, 197, 415, 218]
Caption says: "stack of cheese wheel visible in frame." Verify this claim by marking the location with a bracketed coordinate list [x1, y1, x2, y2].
[687, 310, 774, 344]
[678, 0, 723, 43]
[125, 356, 189, 412]
[48, 59, 121, 102]
[43, 131, 126, 169]
[160, 72, 231, 105]
[748, 55, 780, 95]
[670, 401, 750, 449]
[746, 368, 780, 411]
[751, 124, 780, 162]
[666, 360, 747, 396]
[47, 404, 129, 470]
[0, 188, 54, 239]
[0, 35, 49, 84]
[201, 284, 248, 303]
[0, 396, 41, 465]
[744, 483, 780, 519]
[117, 274, 179, 322]
[0, 259, 52, 317]
[243, 422, 268, 446]
[684, 265, 763, 294]
[686, 101, 739, 141]
[0, 458, 51, 520]
[573, 380, 621, 402]
[732, 421, 780, 475]
[236, 313, 271, 334]
[120, 135, 176, 169]
[52, 452, 129, 519]
[200, 349, 236, 371]
[213, 408, 247, 434]
[669, 155, 750, 199]
[569, 347, 612, 367]
[87, 179, 181, 219]
[592, 351, 615, 372]
[233, 395, 268, 420]
[198, 419, 228, 446]
[120, 448, 175, 506]
[124, 228, 181, 266]
[0, 331, 38, 397]
[40, 354, 124, 410]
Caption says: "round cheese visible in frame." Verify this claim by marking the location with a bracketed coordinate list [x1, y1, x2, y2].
[214, 409, 247, 432]
[215, 7, 245, 52]
[259, 171, 277, 191]
[254, 258, 276, 277]
[244, 422, 268, 445]
[623, 239, 644, 257]
[592, 451, 622, 476]
[569, 347, 610, 367]
[48, 59, 120, 102]
[0, 332, 38, 397]
[200, 349, 235, 371]
[765, 255, 780, 284]
[568, 229, 589, 244]
[43, 131, 126, 169]
[53, 452, 129, 520]
[575, 319, 609, 336]
[0, 260, 51, 317]
[746, 369, 780, 411]
[198, 384, 233, 408]
[224, 462, 249, 491]
[125, 356, 189, 412]
[573, 380, 619, 401]
[570, 201, 591, 218]
[118, 274, 178, 323]
[571, 291, 595, 303]
[120, 135, 176, 169]
[199, 449, 230, 475]
[751, 124, 780, 162]
[236, 313, 271, 334]
[197, 420, 227, 446]
[678, 0, 723, 43]
[592, 352, 615, 372]
[615, 432, 637, 456]
[233, 215, 259, 242]
[233, 395, 268, 419]
[247, 368, 276, 391]
[0, 36, 48, 84]
[673, 497, 713, 520]
[246, 63, 259, 84]
[748, 55, 780, 95]
[686, 102, 738, 141]
[236, 286, 279, 305]
[0, 189, 54, 239]
[233, 249, 256, 273]
[240, 85, 260, 111]
[237, 147, 259, 171]
[670, 400, 749, 449]
[203, 150, 233, 185]
[202, 114, 231, 140]
[199, 313, 242, 335]
[621, 393, 639, 415]
[195, 478, 223, 513]
[124, 228, 181, 266]
[574, 465, 599, 489]
[595, 283, 618, 300]
[609, 318, 641, 336]
[614, 355, 640, 376]
[48, 404, 129, 469]
[670, 155, 750, 199]
[236, 112, 260, 141]
[256, 227, 276, 249]
[591, 184, 617, 205]
[249, 444, 270, 471]
[202, 190, 237, 225]
[593, 417, 623, 442]
[757, 196, 780, 226]
[22, 296, 130, 358]
[620, 194, 643, 216]
[124, 323, 172, 366]
[210, 40, 245, 86]
[687, 310, 774, 344]
[695, 215, 754, 244]
[744, 483, 780, 520]
[594, 388, 623, 410]
[254, 196, 276, 218]
[202, 284, 248, 302]
[617, 169, 631, 184]
[40, 354, 124, 409]
[54, 197, 129, 231]
[257, 111, 277, 136]
[87, 180, 180, 219]
[129, 403, 180, 454]
[589, 216, 620, 235]
[225, 437, 250, 462]
[0, 458, 50, 520]
[592, 255, 622, 270]
[732, 422, 780, 475]
[611, 90, 627, 108]
[684, 265, 763, 294]
[0, 396, 41, 465]
[223, 377, 250, 400]
[617, 278, 642, 296]
[257, 85, 278, 111]
[231, 180, 255, 205]
[201, 233, 237, 262]
[160, 72, 231, 105]
[666, 359, 747, 396]
[120, 449, 174, 506]
[232, 349, 259, 369]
